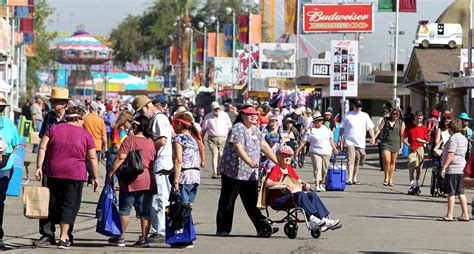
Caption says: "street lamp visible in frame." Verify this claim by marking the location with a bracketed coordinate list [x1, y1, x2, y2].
[198, 21, 207, 86]
[209, 15, 221, 101]
[185, 27, 193, 90]
[226, 7, 236, 103]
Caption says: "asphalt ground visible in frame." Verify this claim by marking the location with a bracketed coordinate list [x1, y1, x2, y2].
[2, 145, 473, 253]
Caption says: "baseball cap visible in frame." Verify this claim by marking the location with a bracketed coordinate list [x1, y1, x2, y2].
[430, 109, 439, 117]
[106, 103, 114, 111]
[90, 102, 99, 112]
[241, 107, 258, 115]
[278, 145, 294, 156]
[353, 100, 363, 107]
[211, 101, 220, 110]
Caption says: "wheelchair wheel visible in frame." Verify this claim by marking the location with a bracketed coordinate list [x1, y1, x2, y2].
[258, 223, 273, 238]
[310, 229, 321, 239]
[284, 221, 298, 239]
[298, 151, 305, 168]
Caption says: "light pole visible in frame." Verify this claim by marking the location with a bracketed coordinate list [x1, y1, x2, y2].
[247, 1, 253, 92]
[389, 22, 405, 106]
[210, 15, 220, 101]
[198, 22, 207, 87]
[226, 7, 236, 103]
[185, 27, 193, 90]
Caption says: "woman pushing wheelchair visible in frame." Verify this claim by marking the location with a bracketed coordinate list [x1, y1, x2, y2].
[264, 146, 342, 233]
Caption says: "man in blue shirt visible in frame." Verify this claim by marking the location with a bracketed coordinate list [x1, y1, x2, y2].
[0, 93, 20, 248]
[102, 103, 116, 144]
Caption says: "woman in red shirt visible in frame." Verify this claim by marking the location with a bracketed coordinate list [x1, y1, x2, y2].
[265, 146, 341, 232]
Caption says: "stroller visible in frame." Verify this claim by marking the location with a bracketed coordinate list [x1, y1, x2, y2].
[257, 168, 322, 239]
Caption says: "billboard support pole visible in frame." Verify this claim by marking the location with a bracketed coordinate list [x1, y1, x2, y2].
[296, 0, 301, 95]
[393, 0, 400, 107]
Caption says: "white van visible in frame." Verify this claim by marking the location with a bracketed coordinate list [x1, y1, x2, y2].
[414, 20, 462, 49]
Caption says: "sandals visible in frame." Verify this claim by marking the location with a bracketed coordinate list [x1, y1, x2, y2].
[436, 217, 455, 222]
[457, 216, 470, 222]
[387, 182, 394, 187]
[383, 182, 388, 186]
[353, 181, 362, 185]
[346, 181, 353, 185]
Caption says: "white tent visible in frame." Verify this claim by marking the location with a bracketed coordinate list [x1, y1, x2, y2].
[0, 79, 11, 93]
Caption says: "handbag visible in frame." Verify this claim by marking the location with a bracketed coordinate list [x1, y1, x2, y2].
[377, 119, 389, 142]
[96, 184, 122, 237]
[23, 186, 50, 219]
[115, 139, 144, 180]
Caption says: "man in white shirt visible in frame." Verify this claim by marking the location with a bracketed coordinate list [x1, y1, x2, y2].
[132, 95, 172, 242]
[202, 102, 233, 179]
[339, 100, 375, 185]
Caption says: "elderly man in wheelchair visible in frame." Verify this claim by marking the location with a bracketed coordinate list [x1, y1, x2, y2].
[263, 146, 341, 238]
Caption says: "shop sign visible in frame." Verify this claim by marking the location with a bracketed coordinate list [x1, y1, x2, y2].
[303, 4, 374, 33]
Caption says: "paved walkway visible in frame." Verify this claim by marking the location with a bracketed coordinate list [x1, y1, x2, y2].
[2, 145, 473, 253]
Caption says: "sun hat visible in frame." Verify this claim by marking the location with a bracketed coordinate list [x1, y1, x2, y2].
[132, 95, 153, 112]
[284, 116, 295, 123]
[211, 101, 220, 110]
[269, 116, 278, 122]
[241, 107, 258, 115]
[458, 112, 472, 121]
[294, 108, 303, 115]
[47, 87, 71, 100]
[278, 145, 294, 156]
[0, 93, 9, 106]
[312, 111, 324, 121]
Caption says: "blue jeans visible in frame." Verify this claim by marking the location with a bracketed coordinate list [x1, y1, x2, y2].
[32, 120, 43, 153]
[179, 184, 198, 204]
[274, 191, 330, 219]
[0, 168, 13, 239]
[105, 151, 117, 185]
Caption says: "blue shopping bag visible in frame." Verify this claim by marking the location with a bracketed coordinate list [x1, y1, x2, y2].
[165, 214, 196, 245]
[96, 184, 122, 237]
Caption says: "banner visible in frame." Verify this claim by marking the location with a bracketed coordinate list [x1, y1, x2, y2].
[182, 36, 189, 64]
[8, 0, 27, 6]
[303, 4, 374, 33]
[164, 48, 170, 66]
[217, 33, 226, 57]
[269, 0, 275, 41]
[330, 40, 358, 97]
[284, 0, 296, 35]
[19, 18, 33, 32]
[170, 45, 179, 65]
[250, 14, 262, 44]
[207, 32, 216, 57]
[14, 6, 29, 17]
[195, 37, 204, 63]
[378, 0, 417, 12]
[460, 49, 474, 73]
[238, 15, 249, 44]
[214, 57, 239, 84]
[223, 24, 233, 51]
[259, 43, 296, 78]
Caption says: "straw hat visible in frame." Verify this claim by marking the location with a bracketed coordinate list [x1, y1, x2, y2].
[132, 95, 152, 112]
[47, 87, 71, 100]
[0, 93, 9, 106]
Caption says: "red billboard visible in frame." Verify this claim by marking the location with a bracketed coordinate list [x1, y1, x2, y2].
[303, 4, 374, 33]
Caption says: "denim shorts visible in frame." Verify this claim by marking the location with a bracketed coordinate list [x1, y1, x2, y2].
[118, 190, 153, 217]
[180, 183, 198, 204]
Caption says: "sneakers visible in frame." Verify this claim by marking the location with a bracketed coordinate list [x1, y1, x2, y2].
[148, 233, 165, 243]
[58, 239, 71, 249]
[108, 237, 126, 247]
[132, 239, 150, 248]
[315, 186, 322, 192]
[320, 186, 326, 192]
[0, 239, 4, 248]
[309, 215, 325, 230]
[320, 218, 342, 232]
[33, 236, 56, 247]
[216, 231, 230, 237]
[413, 186, 422, 195]
[408, 185, 415, 195]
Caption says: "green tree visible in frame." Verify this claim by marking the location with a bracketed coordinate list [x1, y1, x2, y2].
[109, 15, 144, 64]
[26, 1, 57, 93]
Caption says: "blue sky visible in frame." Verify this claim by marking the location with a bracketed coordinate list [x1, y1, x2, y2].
[46, 0, 455, 64]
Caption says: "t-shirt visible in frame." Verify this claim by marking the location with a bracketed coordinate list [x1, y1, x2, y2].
[403, 123, 429, 152]
[174, 134, 201, 185]
[83, 113, 106, 150]
[30, 103, 43, 121]
[44, 123, 96, 181]
[303, 125, 333, 155]
[258, 113, 270, 127]
[150, 112, 173, 171]
[39, 111, 64, 138]
[102, 112, 116, 133]
[0, 117, 21, 171]
[442, 133, 468, 174]
[267, 165, 300, 203]
[340, 111, 374, 149]
[117, 136, 157, 193]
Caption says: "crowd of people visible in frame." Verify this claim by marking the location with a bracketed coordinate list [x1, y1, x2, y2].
[0, 88, 472, 249]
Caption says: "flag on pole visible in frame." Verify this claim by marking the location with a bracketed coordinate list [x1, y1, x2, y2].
[207, 32, 216, 57]
[170, 45, 179, 65]
[164, 47, 170, 66]
[19, 18, 33, 32]
[182, 36, 190, 64]
[223, 24, 233, 51]
[250, 14, 262, 44]
[284, 0, 296, 34]
[237, 15, 249, 44]
[195, 37, 204, 62]
[8, 0, 27, 6]
[14, 6, 29, 17]
[378, 0, 417, 12]
[269, 0, 275, 41]
[217, 33, 226, 57]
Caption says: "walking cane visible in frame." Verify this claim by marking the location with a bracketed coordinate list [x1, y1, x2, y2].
[421, 156, 431, 187]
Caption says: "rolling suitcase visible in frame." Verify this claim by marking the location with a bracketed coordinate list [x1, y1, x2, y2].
[326, 152, 347, 191]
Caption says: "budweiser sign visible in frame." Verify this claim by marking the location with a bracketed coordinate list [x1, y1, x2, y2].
[303, 4, 374, 33]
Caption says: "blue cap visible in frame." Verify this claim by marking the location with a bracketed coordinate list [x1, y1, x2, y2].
[458, 112, 472, 121]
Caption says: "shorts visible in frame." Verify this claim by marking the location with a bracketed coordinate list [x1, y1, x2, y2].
[347, 146, 366, 167]
[180, 183, 199, 204]
[208, 136, 226, 157]
[408, 147, 424, 171]
[119, 190, 153, 217]
[443, 174, 465, 196]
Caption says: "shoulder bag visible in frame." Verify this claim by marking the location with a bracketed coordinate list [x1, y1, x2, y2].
[115, 138, 144, 181]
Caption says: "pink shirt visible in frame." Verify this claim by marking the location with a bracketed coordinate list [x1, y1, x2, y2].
[201, 111, 232, 137]
[44, 123, 96, 181]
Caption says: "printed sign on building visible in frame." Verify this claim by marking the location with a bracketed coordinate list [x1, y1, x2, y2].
[214, 57, 239, 84]
[330, 40, 358, 97]
[310, 59, 331, 77]
[259, 43, 296, 79]
[303, 4, 374, 33]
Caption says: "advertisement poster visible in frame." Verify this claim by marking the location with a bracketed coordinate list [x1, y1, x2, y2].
[214, 57, 239, 84]
[259, 43, 296, 79]
[310, 59, 331, 78]
[303, 4, 374, 33]
[330, 40, 358, 97]
[460, 49, 474, 73]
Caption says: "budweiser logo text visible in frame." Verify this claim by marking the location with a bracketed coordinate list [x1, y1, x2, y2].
[306, 11, 369, 22]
